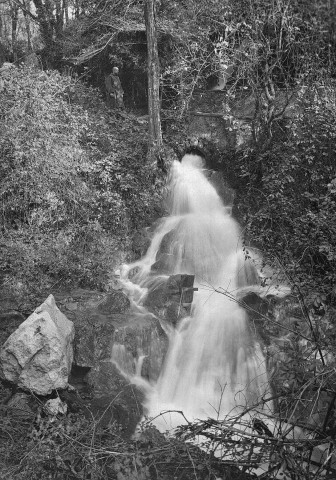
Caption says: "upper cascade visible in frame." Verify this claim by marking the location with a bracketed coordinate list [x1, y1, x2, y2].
[169, 155, 227, 217]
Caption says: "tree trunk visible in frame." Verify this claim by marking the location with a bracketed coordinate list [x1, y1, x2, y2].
[23, 0, 32, 52]
[33, 0, 54, 47]
[55, 0, 63, 36]
[144, 0, 162, 148]
[10, 2, 19, 62]
[63, 0, 69, 24]
[75, 0, 80, 19]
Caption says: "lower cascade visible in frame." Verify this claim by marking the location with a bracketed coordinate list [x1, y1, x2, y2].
[117, 154, 272, 429]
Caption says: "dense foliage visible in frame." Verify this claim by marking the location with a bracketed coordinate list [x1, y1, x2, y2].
[0, 66, 163, 307]
[234, 85, 336, 297]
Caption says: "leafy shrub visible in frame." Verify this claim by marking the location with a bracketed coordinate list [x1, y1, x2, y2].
[0, 66, 92, 229]
[231, 85, 336, 464]
[0, 66, 164, 303]
[234, 84, 336, 296]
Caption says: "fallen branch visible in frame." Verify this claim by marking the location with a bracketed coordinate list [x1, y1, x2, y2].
[186, 110, 253, 121]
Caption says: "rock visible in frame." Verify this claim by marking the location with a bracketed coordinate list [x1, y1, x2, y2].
[74, 310, 167, 383]
[240, 292, 270, 317]
[74, 316, 115, 368]
[132, 229, 151, 259]
[112, 315, 168, 382]
[66, 302, 78, 312]
[144, 274, 195, 326]
[44, 397, 67, 416]
[98, 291, 130, 314]
[86, 361, 144, 435]
[6, 392, 36, 420]
[54, 288, 168, 433]
[0, 295, 74, 395]
[150, 230, 176, 273]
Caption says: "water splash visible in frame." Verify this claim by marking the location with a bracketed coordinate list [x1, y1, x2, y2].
[118, 154, 272, 429]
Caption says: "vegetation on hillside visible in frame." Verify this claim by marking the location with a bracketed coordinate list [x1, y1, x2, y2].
[0, 66, 164, 310]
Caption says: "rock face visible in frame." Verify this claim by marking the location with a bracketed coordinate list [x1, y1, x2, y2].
[97, 291, 130, 314]
[111, 314, 167, 382]
[144, 274, 195, 327]
[0, 295, 74, 395]
[73, 303, 167, 383]
[53, 288, 168, 434]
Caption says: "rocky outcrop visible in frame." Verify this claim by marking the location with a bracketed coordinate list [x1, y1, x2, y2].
[52, 288, 168, 433]
[97, 291, 131, 314]
[144, 274, 195, 327]
[0, 283, 181, 433]
[73, 301, 167, 383]
[67, 289, 167, 381]
[186, 89, 298, 151]
[0, 295, 74, 395]
[6, 391, 37, 419]
[85, 361, 144, 434]
[111, 314, 168, 382]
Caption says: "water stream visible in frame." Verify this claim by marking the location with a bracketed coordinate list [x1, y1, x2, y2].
[116, 154, 272, 429]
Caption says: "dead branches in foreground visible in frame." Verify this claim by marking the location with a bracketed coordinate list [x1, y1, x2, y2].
[173, 410, 336, 480]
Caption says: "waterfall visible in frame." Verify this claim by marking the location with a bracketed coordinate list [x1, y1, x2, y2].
[118, 154, 272, 429]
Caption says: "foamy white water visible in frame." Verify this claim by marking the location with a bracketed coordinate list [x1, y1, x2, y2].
[117, 154, 272, 430]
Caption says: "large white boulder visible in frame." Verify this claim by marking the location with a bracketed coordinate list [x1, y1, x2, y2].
[0, 295, 74, 395]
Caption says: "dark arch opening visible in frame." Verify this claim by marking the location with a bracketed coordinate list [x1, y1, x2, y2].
[182, 145, 206, 160]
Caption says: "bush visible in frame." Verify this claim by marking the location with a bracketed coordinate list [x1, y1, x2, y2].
[0, 66, 164, 303]
[0, 66, 92, 229]
[234, 84, 336, 297]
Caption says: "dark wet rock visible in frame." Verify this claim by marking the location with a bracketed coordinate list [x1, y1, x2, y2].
[52, 288, 168, 432]
[67, 363, 144, 435]
[72, 303, 167, 383]
[74, 316, 115, 368]
[241, 292, 270, 318]
[0, 311, 25, 324]
[165, 302, 189, 327]
[151, 230, 176, 273]
[144, 274, 195, 326]
[68, 365, 92, 397]
[0, 287, 167, 435]
[112, 314, 168, 382]
[73, 361, 143, 435]
[0, 287, 172, 434]
[132, 228, 151, 259]
[97, 290, 130, 314]
[55, 289, 167, 384]
[144, 279, 169, 308]
[6, 391, 39, 420]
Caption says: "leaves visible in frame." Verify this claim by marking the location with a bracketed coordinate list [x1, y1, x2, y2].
[235, 84, 336, 296]
[0, 66, 164, 300]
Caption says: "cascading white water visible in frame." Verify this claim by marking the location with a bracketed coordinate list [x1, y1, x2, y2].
[118, 154, 272, 429]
